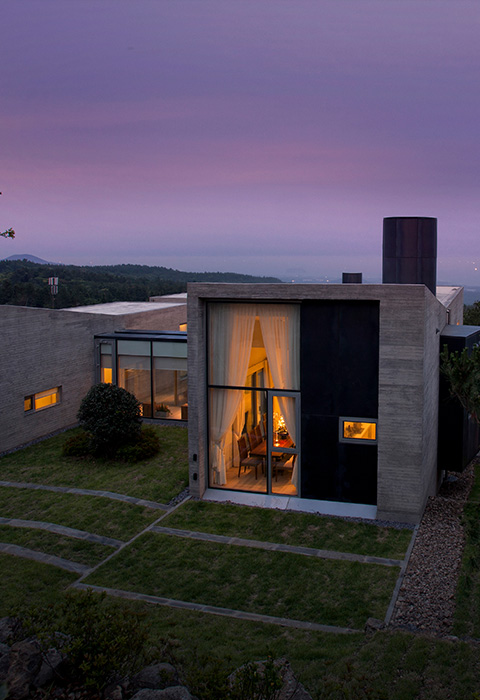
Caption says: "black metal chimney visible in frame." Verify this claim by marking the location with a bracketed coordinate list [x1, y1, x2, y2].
[382, 217, 437, 295]
[342, 272, 362, 283]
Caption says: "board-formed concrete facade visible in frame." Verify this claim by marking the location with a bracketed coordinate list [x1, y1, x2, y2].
[187, 282, 463, 524]
[0, 300, 187, 454]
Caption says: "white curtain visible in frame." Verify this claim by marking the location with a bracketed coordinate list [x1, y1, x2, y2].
[209, 304, 256, 484]
[257, 305, 300, 490]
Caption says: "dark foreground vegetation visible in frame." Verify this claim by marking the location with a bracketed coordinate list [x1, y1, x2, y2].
[0, 260, 281, 308]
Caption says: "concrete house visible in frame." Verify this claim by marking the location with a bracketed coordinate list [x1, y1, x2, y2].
[0, 296, 187, 454]
[187, 217, 477, 524]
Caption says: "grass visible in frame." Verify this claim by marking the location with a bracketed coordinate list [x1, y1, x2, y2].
[0, 425, 188, 503]
[0, 486, 160, 540]
[0, 525, 112, 566]
[454, 459, 480, 637]
[0, 553, 78, 616]
[162, 500, 412, 559]
[85, 531, 399, 628]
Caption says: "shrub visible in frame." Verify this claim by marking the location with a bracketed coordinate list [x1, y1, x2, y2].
[19, 590, 149, 690]
[77, 383, 142, 456]
[62, 430, 93, 457]
[117, 426, 161, 462]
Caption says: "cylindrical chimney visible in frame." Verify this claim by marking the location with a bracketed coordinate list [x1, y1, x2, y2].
[342, 272, 362, 283]
[382, 217, 437, 295]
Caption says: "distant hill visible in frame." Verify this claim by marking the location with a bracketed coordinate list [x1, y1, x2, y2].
[3, 254, 52, 264]
[0, 259, 282, 308]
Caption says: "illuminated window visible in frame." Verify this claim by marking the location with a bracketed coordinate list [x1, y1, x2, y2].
[179, 323, 187, 331]
[340, 418, 377, 443]
[24, 387, 61, 413]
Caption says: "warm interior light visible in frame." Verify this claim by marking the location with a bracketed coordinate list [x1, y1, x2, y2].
[102, 368, 113, 383]
[35, 388, 59, 410]
[179, 323, 187, 331]
[24, 396, 33, 412]
[343, 421, 376, 441]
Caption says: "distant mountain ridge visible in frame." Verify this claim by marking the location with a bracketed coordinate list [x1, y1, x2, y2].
[2, 254, 53, 264]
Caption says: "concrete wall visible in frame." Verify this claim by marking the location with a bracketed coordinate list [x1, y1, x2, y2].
[0, 303, 187, 454]
[187, 282, 449, 523]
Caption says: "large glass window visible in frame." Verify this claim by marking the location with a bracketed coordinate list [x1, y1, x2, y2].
[208, 303, 300, 496]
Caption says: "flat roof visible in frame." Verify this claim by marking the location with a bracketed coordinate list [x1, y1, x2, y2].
[64, 300, 186, 315]
[95, 330, 187, 342]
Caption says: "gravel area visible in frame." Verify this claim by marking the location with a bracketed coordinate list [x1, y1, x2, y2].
[390, 460, 476, 636]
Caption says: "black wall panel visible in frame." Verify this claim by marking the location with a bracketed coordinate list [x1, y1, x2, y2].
[300, 301, 379, 504]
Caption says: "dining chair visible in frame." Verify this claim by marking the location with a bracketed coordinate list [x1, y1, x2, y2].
[237, 435, 263, 479]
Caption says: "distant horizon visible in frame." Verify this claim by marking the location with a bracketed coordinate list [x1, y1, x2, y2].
[3, 250, 480, 291]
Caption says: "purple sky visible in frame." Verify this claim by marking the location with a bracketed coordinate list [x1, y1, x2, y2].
[2, 1, 480, 283]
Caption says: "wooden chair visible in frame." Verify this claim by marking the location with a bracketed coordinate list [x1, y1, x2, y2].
[237, 435, 263, 479]
[273, 453, 296, 482]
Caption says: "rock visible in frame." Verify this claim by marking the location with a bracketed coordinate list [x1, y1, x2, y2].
[103, 681, 124, 700]
[228, 658, 313, 700]
[6, 639, 42, 700]
[0, 643, 11, 682]
[132, 663, 179, 690]
[0, 618, 17, 644]
[365, 617, 385, 632]
[33, 647, 65, 688]
[130, 688, 192, 700]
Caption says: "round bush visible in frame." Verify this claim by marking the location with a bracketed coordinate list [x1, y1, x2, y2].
[77, 383, 142, 455]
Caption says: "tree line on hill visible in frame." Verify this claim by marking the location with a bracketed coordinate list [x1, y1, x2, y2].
[0, 260, 281, 308]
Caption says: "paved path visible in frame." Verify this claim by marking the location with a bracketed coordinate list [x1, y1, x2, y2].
[0, 480, 168, 510]
[73, 582, 359, 634]
[0, 517, 123, 547]
[151, 526, 403, 567]
[0, 542, 90, 574]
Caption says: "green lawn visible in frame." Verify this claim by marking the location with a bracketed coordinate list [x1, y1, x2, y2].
[0, 486, 160, 540]
[162, 500, 412, 559]
[0, 426, 188, 503]
[0, 554, 78, 615]
[85, 531, 399, 629]
[0, 525, 113, 566]
[2, 429, 480, 698]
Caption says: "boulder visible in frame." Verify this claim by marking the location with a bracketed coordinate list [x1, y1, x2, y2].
[132, 663, 179, 690]
[0, 643, 10, 682]
[130, 688, 192, 700]
[33, 647, 65, 688]
[6, 639, 42, 700]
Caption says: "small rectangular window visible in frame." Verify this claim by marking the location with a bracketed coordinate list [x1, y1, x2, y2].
[339, 418, 377, 443]
[25, 387, 61, 413]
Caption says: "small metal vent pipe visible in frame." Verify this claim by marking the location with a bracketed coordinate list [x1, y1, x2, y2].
[382, 216, 437, 295]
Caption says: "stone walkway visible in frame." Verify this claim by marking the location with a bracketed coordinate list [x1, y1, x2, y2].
[72, 581, 358, 634]
[0, 517, 123, 547]
[151, 525, 403, 567]
[0, 480, 168, 510]
[0, 542, 90, 574]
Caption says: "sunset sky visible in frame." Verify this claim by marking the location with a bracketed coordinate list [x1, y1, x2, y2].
[1, 1, 479, 283]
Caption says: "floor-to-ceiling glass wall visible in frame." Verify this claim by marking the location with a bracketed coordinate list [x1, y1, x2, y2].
[208, 302, 300, 496]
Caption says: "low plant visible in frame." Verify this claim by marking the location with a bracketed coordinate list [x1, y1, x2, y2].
[117, 426, 161, 462]
[62, 431, 92, 457]
[18, 590, 150, 691]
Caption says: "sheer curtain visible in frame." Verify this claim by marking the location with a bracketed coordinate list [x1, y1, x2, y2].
[258, 305, 300, 490]
[209, 304, 256, 484]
